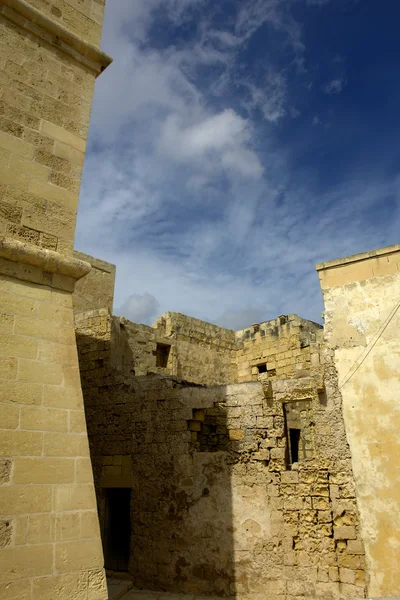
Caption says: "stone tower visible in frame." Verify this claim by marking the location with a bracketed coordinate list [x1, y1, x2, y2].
[0, 1, 111, 598]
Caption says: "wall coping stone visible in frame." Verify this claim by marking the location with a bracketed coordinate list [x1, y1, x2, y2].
[0, 0, 113, 76]
[316, 243, 400, 272]
[0, 236, 91, 289]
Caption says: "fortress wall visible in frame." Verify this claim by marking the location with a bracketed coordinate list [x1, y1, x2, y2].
[0, 1, 111, 597]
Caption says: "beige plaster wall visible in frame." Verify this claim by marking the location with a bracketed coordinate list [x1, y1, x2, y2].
[317, 244, 400, 597]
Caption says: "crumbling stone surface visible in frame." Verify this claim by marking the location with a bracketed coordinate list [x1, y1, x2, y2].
[76, 309, 368, 599]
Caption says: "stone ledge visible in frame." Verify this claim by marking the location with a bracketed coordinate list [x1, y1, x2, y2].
[0, 237, 91, 291]
[316, 243, 400, 272]
[0, 0, 113, 76]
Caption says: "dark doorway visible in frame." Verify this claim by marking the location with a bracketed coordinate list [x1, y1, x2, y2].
[103, 488, 131, 572]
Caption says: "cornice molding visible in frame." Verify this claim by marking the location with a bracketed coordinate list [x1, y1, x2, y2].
[0, 237, 91, 291]
[0, 0, 113, 76]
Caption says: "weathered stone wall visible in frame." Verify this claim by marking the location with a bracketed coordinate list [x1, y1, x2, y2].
[73, 251, 115, 313]
[154, 312, 238, 386]
[236, 315, 323, 383]
[317, 244, 400, 597]
[77, 308, 367, 599]
[0, 0, 111, 597]
[0, 0, 110, 257]
[24, 0, 106, 47]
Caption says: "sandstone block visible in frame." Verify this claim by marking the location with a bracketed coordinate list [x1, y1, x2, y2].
[20, 406, 68, 432]
[228, 429, 244, 441]
[27, 514, 55, 544]
[0, 544, 53, 582]
[56, 512, 80, 541]
[43, 384, 82, 409]
[44, 432, 89, 457]
[14, 457, 75, 484]
[0, 404, 19, 429]
[81, 511, 101, 539]
[0, 580, 31, 600]
[32, 571, 88, 600]
[346, 539, 364, 554]
[88, 568, 108, 600]
[69, 410, 87, 433]
[0, 484, 52, 514]
[334, 525, 357, 540]
[0, 357, 17, 379]
[41, 120, 86, 152]
[75, 458, 94, 483]
[0, 460, 11, 485]
[18, 358, 63, 384]
[1, 380, 43, 405]
[53, 484, 96, 511]
[55, 538, 104, 573]
[0, 430, 42, 456]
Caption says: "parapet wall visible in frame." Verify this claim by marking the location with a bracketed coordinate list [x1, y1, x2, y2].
[73, 251, 116, 314]
[236, 314, 323, 382]
[154, 312, 237, 385]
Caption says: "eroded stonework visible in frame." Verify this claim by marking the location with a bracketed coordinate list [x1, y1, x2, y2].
[74, 288, 368, 599]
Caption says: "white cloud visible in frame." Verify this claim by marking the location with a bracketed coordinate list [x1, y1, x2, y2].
[158, 109, 263, 178]
[243, 69, 288, 123]
[74, 0, 400, 333]
[323, 77, 346, 95]
[118, 293, 160, 324]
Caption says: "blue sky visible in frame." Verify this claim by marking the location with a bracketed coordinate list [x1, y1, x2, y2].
[75, 0, 400, 329]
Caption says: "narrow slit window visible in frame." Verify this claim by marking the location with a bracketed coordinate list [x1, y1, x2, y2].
[156, 343, 170, 368]
[289, 428, 300, 464]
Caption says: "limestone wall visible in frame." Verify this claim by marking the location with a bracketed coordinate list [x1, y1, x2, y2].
[236, 315, 323, 383]
[77, 308, 367, 599]
[317, 244, 400, 597]
[0, 0, 111, 597]
[73, 251, 115, 313]
[24, 0, 106, 47]
[154, 312, 237, 386]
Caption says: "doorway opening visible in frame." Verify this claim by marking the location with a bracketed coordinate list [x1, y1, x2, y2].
[103, 488, 132, 572]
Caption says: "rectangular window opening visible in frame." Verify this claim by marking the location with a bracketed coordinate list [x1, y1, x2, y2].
[257, 363, 267, 374]
[156, 343, 171, 368]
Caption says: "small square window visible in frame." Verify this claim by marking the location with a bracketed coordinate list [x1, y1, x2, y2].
[257, 363, 267, 374]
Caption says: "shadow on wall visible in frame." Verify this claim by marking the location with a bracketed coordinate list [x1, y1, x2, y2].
[76, 312, 368, 599]
[76, 327, 236, 597]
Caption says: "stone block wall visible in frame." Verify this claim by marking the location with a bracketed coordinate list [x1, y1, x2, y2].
[236, 314, 323, 383]
[76, 306, 367, 599]
[0, 0, 110, 257]
[73, 250, 115, 313]
[24, 0, 106, 48]
[0, 0, 111, 597]
[154, 312, 238, 386]
[317, 244, 400, 597]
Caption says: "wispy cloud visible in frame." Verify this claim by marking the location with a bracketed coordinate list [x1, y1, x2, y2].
[75, 0, 399, 329]
[323, 77, 347, 95]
